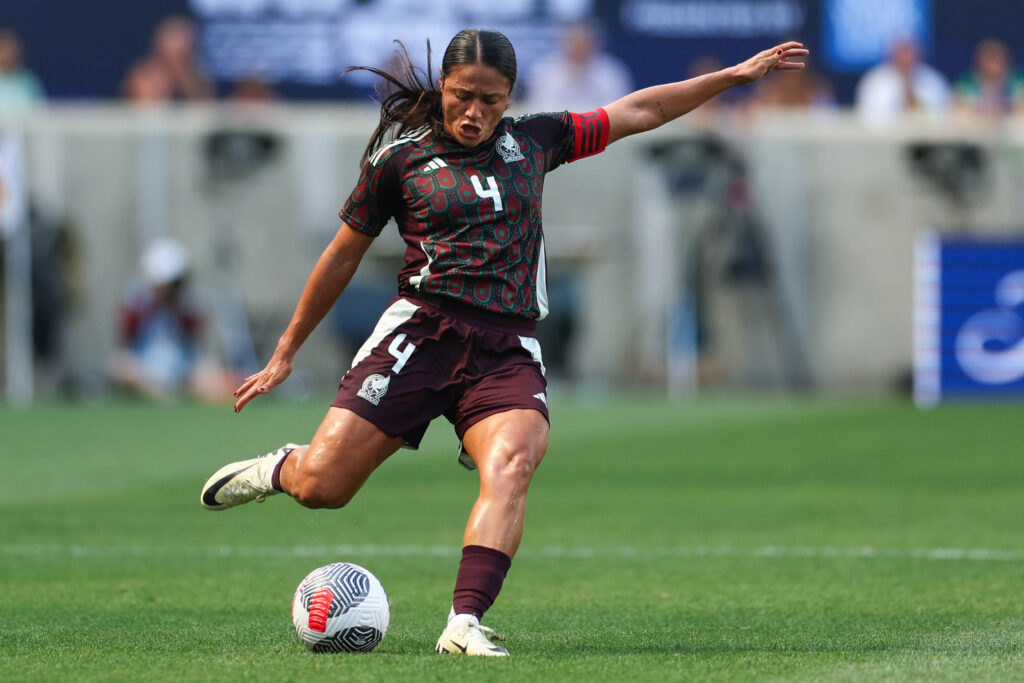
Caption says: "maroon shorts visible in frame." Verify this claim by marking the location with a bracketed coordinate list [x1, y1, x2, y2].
[331, 295, 548, 449]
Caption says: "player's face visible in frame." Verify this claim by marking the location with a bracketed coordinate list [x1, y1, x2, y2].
[440, 64, 512, 147]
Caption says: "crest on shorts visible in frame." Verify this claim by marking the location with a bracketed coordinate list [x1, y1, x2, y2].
[357, 374, 390, 405]
[496, 131, 525, 163]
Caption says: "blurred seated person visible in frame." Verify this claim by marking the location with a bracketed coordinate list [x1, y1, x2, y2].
[110, 237, 232, 401]
[523, 19, 633, 112]
[122, 59, 175, 104]
[679, 56, 749, 127]
[749, 63, 836, 112]
[229, 76, 280, 104]
[954, 38, 1024, 119]
[121, 15, 213, 103]
[855, 38, 951, 126]
[0, 27, 46, 111]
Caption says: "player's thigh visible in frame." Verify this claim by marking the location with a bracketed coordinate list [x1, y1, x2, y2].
[297, 407, 404, 499]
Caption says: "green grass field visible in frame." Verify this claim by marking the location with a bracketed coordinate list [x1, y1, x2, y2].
[2, 396, 1023, 681]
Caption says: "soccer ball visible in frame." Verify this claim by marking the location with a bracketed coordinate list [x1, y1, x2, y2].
[291, 562, 390, 652]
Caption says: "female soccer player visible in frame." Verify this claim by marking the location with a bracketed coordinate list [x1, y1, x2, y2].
[201, 29, 807, 656]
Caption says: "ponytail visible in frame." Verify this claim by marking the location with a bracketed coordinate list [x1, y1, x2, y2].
[345, 42, 443, 166]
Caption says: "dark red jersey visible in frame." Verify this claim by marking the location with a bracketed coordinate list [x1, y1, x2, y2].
[339, 109, 609, 320]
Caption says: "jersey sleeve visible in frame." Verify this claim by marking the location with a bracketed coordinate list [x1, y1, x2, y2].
[338, 152, 401, 237]
[521, 108, 610, 172]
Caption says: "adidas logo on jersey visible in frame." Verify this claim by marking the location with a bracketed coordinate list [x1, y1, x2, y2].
[496, 131, 525, 163]
[422, 158, 448, 173]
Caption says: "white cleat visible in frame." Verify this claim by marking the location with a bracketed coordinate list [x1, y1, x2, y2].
[435, 612, 509, 657]
[200, 443, 298, 511]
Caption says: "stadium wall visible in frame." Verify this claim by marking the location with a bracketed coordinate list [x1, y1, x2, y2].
[4, 105, 1022, 396]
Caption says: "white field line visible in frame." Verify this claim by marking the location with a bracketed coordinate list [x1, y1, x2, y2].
[1, 544, 1023, 562]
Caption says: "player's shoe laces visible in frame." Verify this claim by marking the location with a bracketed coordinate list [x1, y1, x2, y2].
[435, 611, 509, 657]
[200, 443, 298, 511]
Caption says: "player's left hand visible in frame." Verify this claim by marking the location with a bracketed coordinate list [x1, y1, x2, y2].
[732, 41, 808, 84]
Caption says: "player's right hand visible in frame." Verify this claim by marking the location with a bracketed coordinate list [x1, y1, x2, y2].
[233, 357, 293, 413]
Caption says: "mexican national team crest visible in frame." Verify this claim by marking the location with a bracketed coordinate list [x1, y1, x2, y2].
[496, 131, 525, 163]
[357, 374, 390, 405]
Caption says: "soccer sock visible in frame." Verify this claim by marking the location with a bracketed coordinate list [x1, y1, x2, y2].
[270, 446, 295, 492]
[452, 545, 512, 619]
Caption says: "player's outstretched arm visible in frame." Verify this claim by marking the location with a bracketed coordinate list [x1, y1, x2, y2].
[604, 41, 808, 145]
[233, 223, 374, 413]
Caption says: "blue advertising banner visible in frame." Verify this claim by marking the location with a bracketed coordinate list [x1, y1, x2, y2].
[914, 233, 1024, 406]
[822, 0, 931, 72]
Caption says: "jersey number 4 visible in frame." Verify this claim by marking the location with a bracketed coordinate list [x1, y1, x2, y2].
[388, 333, 416, 373]
[471, 175, 504, 213]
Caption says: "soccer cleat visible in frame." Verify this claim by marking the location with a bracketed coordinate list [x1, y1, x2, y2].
[200, 443, 298, 511]
[434, 611, 509, 657]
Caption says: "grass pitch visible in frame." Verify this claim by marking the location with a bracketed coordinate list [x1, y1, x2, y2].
[2, 396, 1023, 681]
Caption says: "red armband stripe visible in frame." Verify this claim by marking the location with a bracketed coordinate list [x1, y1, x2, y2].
[570, 108, 610, 162]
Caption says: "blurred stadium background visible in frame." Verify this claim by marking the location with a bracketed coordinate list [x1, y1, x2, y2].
[1, 0, 1022, 404]
[3, 3, 1024, 679]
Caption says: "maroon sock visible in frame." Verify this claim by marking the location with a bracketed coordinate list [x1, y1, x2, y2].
[270, 448, 294, 492]
[452, 545, 512, 619]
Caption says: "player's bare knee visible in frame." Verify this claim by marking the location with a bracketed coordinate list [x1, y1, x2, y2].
[485, 447, 541, 490]
[291, 477, 353, 510]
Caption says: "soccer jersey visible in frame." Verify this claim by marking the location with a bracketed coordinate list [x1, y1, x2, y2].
[339, 109, 609, 320]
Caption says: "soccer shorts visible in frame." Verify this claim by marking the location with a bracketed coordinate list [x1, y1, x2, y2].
[331, 296, 548, 449]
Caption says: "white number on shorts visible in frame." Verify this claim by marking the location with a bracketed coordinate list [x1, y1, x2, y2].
[388, 333, 416, 373]
[470, 175, 503, 213]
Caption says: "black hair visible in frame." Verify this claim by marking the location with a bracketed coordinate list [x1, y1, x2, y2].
[347, 29, 517, 164]
[442, 28, 517, 89]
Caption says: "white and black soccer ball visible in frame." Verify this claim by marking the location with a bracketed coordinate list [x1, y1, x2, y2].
[291, 562, 390, 652]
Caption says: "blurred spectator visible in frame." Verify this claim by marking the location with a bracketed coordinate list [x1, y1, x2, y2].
[0, 130, 26, 238]
[690, 57, 743, 108]
[109, 237, 232, 401]
[954, 38, 1024, 119]
[228, 77, 280, 105]
[855, 38, 951, 125]
[523, 20, 633, 112]
[0, 146, 6, 215]
[0, 28, 46, 111]
[750, 64, 836, 112]
[122, 60, 174, 104]
[681, 56, 747, 127]
[121, 15, 214, 103]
